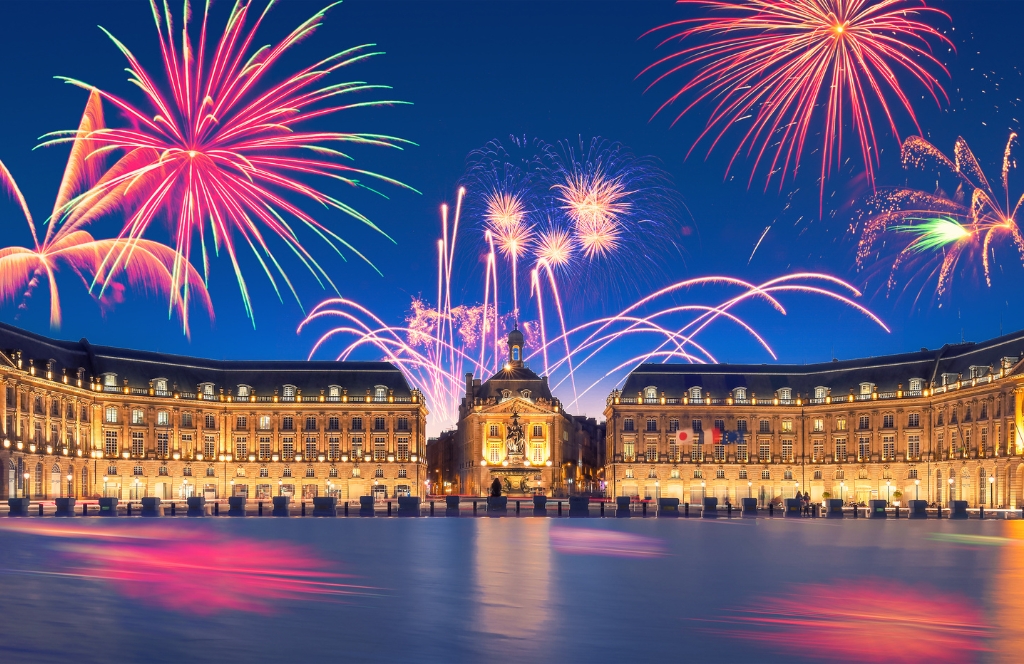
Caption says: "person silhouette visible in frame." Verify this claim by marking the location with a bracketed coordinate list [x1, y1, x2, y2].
[490, 478, 502, 497]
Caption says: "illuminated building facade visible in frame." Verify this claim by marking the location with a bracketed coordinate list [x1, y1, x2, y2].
[604, 331, 1024, 508]
[450, 328, 601, 496]
[0, 322, 428, 502]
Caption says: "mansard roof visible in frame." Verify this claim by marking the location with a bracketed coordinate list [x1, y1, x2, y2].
[620, 329, 1024, 398]
[0, 320, 412, 397]
[477, 364, 553, 402]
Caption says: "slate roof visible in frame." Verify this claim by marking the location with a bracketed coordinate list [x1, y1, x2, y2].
[620, 330, 1024, 398]
[0, 320, 412, 397]
[476, 365, 553, 402]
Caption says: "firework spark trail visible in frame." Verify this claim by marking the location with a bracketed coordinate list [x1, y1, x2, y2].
[42, 0, 415, 331]
[640, 0, 951, 204]
[0, 92, 212, 332]
[858, 133, 1024, 298]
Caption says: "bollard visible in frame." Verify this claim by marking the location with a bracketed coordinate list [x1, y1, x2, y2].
[516, 501, 520, 515]
[558, 501, 563, 516]
[600, 502, 605, 517]
[430, 501, 435, 516]
[258, 501, 263, 516]
[894, 505, 899, 519]
[641, 502, 646, 517]
[214, 502, 219, 516]
[727, 503, 732, 518]
[853, 504, 858, 519]
[301, 502, 306, 517]
[768, 503, 773, 517]
[684, 502, 689, 517]
[82, 502, 87, 516]
[387, 501, 392, 516]
[980, 505, 985, 519]
[812, 504, 819, 518]
[473, 501, 478, 515]
[344, 502, 349, 516]
[39, 503, 44, 516]
[937, 505, 942, 519]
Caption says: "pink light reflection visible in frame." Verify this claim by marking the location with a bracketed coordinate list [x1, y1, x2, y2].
[701, 580, 990, 662]
[549, 525, 665, 558]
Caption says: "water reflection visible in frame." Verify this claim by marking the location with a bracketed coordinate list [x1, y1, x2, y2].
[703, 579, 990, 662]
[473, 519, 551, 645]
[0, 521, 374, 614]
[992, 522, 1024, 659]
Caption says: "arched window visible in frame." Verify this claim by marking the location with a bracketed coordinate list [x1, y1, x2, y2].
[979, 467, 987, 504]
[237, 385, 250, 399]
[778, 388, 792, 401]
[733, 387, 747, 400]
[283, 465, 292, 478]
[206, 466, 215, 477]
[814, 386, 827, 400]
[154, 378, 168, 394]
[107, 464, 118, 476]
[34, 463, 43, 497]
[103, 374, 117, 387]
[374, 386, 387, 402]
[689, 386, 702, 401]
[159, 466, 168, 476]
[329, 466, 338, 478]
[51, 462, 61, 474]
[644, 386, 657, 400]
[375, 465, 384, 478]
[260, 466, 269, 478]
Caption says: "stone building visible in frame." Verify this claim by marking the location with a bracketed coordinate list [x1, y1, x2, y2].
[0, 322, 428, 502]
[451, 328, 596, 497]
[604, 331, 1024, 508]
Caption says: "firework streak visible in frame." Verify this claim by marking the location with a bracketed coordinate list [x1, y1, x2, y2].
[640, 0, 951, 202]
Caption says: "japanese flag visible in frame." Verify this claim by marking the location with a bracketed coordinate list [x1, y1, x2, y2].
[674, 429, 697, 443]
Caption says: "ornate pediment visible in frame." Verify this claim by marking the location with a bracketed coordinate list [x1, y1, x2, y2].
[478, 396, 555, 415]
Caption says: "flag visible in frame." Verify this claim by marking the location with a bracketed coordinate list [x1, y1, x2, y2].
[722, 430, 745, 445]
[674, 428, 697, 443]
[702, 428, 723, 444]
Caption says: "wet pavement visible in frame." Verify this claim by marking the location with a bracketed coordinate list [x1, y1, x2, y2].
[0, 516, 1020, 663]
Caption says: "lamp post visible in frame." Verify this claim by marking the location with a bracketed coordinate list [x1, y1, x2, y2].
[747, 480, 752, 499]
[66, 473, 72, 498]
[989, 474, 995, 507]
[840, 481, 845, 503]
[424, 480, 431, 498]
[915, 478, 920, 501]
[655, 480, 660, 502]
[102, 475, 108, 499]
[278, 479, 283, 497]
[182, 478, 189, 499]
[567, 477, 573, 496]
[701, 480, 706, 502]
[948, 476, 954, 508]
[886, 479, 891, 505]
[133, 478, 140, 501]
[23, 472, 30, 499]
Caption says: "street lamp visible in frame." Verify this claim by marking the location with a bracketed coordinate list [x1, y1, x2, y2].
[914, 478, 920, 501]
[654, 480, 660, 502]
[23, 472, 30, 499]
[133, 478, 140, 501]
[948, 476, 954, 507]
[840, 481, 845, 503]
[66, 473, 72, 498]
[989, 474, 995, 507]
[182, 478, 189, 498]
[567, 477, 573, 496]
[102, 475, 108, 498]
[747, 480, 752, 499]
[701, 480, 706, 502]
[886, 479, 891, 505]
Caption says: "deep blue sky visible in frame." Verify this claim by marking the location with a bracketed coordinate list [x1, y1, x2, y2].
[1, 0, 1023, 420]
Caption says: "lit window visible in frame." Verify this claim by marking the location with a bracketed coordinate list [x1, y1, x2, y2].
[761, 469, 770, 480]
[237, 385, 250, 398]
[132, 409, 144, 425]
[105, 407, 118, 424]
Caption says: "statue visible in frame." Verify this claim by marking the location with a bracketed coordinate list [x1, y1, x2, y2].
[491, 478, 502, 497]
[506, 410, 526, 457]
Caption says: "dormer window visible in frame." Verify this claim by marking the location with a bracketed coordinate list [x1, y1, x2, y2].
[154, 378, 168, 394]
[644, 386, 657, 400]
[941, 373, 958, 386]
[689, 386, 702, 401]
[733, 387, 746, 400]
[969, 366, 986, 379]
[374, 386, 387, 402]
[814, 386, 827, 400]
[908, 378, 923, 392]
[237, 385, 250, 398]
[329, 385, 341, 398]
[103, 374, 117, 388]
[501, 389, 512, 400]
[512, 346, 520, 362]
[201, 383, 215, 398]
[1001, 357, 1017, 370]
[521, 389, 532, 400]
[859, 382, 874, 395]
[283, 385, 296, 400]
[778, 388, 792, 401]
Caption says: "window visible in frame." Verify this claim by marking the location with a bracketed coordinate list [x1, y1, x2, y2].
[835, 438, 847, 462]
[908, 413, 920, 428]
[781, 419, 793, 433]
[882, 435, 895, 460]
[692, 469, 703, 479]
[759, 441, 770, 462]
[329, 465, 338, 478]
[532, 424, 543, 437]
[259, 437, 271, 460]
[858, 436, 870, 460]
[623, 418, 635, 432]
[204, 435, 216, 459]
[329, 386, 341, 399]
[202, 384, 215, 398]
[736, 441, 748, 463]
[779, 388, 792, 401]
[646, 441, 658, 462]
[157, 432, 169, 457]
[644, 386, 657, 400]
[283, 385, 296, 400]
[692, 419, 703, 432]
[937, 432, 944, 457]
[759, 419, 770, 434]
[907, 434, 920, 459]
[761, 469, 770, 480]
[181, 412, 193, 428]
[282, 416, 294, 431]
[282, 438, 294, 459]
[236, 415, 248, 430]
[532, 443, 543, 464]
[204, 414, 216, 429]
[781, 440, 793, 463]
[965, 406, 972, 422]
[397, 438, 410, 462]
[374, 437, 387, 462]
[908, 468, 918, 479]
[374, 417, 386, 431]
[329, 437, 340, 461]
[737, 419, 747, 433]
[183, 465, 192, 476]
[909, 378, 923, 392]
[814, 386, 827, 400]
[305, 416, 317, 431]
[669, 419, 679, 432]
[835, 469, 845, 480]
[860, 382, 874, 395]
[131, 432, 145, 456]
[813, 418, 824, 432]
[739, 469, 747, 479]
[131, 409, 145, 425]
[734, 387, 747, 400]
[489, 424, 499, 437]
[181, 434, 193, 455]
[813, 440, 824, 462]
[107, 464, 118, 476]
[623, 441, 635, 462]
[305, 466, 315, 478]
[159, 465, 168, 476]
[668, 442, 680, 463]
[283, 465, 292, 478]
[305, 437, 318, 460]
[133, 465, 143, 476]
[981, 403, 988, 420]
[937, 411, 944, 426]
[690, 441, 703, 462]
[236, 438, 248, 460]
[105, 407, 118, 424]
[813, 470, 822, 480]
[982, 428, 988, 450]
[104, 430, 118, 457]
[375, 386, 387, 402]
[259, 415, 271, 430]
[858, 415, 870, 430]
[397, 416, 409, 431]
[260, 466, 269, 478]
[646, 418, 657, 432]
[784, 470, 793, 480]
[950, 409, 958, 425]
[375, 465, 384, 478]
[203, 466, 214, 477]
[156, 411, 169, 427]
[237, 385, 250, 398]
[689, 386, 702, 401]
[236, 466, 245, 477]
[883, 414, 894, 428]
[716, 468, 725, 479]
[714, 443, 725, 462]
[351, 437, 363, 460]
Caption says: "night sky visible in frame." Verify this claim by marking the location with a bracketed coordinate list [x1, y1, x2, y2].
[1, 0, 1022, 422]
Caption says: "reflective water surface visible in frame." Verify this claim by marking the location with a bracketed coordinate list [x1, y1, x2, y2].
[0, 516, 1020, 663]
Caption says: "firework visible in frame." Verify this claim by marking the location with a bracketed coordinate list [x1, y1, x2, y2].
[302, 191, 887, 433]
[640, 0, 951, 201]
[43, 0, 414, 327]
[0, 92, 211, 333]
[857, 134, 1024, 297]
